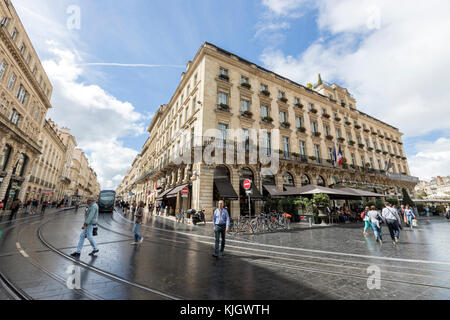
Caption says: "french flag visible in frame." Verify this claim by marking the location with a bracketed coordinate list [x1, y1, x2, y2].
[338, 145, 344, 166]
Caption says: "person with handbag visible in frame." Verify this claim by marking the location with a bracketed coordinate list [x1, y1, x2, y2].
[382, 202, 403, 246]
[131, 201, 145, 245]
[361, 206, 373, 237]
[71, 197, 99, 257]
[405, 204, 416, 230]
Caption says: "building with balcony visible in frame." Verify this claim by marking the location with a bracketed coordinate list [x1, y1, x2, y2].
[117, 42, 419, 219]
[25, 119, 66, 203]
[0, 0, 53, 209]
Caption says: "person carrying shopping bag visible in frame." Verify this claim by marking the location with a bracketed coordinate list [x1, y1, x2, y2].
[405, 204, 416, 230]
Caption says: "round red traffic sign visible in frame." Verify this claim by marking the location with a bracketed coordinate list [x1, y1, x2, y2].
[181, 187, 189, 195]
[243, 179, 252, 190]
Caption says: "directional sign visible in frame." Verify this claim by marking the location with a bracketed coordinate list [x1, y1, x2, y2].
[243, 179, 252, 190]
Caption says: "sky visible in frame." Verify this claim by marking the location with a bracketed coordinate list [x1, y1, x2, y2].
[12, 0, 450, 189]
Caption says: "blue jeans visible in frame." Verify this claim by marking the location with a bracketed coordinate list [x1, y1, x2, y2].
[214, 225, 226, 256]
[386, 219, 400, 241]
[134, 223, 142, 242]
[364, 220, 373, 231]
[407, 215, 414, 226]
[76, 224, 98, 253]
[372, 222, 382, 241]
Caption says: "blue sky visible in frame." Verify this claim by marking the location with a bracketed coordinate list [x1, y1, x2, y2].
[13, 0, 450, 188]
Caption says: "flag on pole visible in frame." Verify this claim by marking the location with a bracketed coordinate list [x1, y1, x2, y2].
[338, 145, 344, 166]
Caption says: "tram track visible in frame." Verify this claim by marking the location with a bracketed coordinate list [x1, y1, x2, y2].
[110, 209, 450, 291]
[37, 215, 185, 300]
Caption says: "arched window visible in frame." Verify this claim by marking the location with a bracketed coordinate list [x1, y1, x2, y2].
[301, 174, 310, 186]
[283, 172, 295, 187]
[317, 176, 326, 187]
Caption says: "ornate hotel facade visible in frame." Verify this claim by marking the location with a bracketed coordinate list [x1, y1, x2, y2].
[0, 0, 100, 211]
[117, 42, 419, 219]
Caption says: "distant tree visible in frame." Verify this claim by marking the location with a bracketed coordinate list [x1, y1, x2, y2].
[317, 73, 323, 86]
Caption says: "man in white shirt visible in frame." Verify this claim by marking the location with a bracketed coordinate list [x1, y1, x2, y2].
[382, 202, 402, 246]
[212, 200, 230, 258]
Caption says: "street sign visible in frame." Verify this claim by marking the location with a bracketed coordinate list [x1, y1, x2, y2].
[243, 179, 252, 190]
[181, 187, 189, 198]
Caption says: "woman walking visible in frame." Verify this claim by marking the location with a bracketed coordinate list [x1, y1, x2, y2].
[368, 206, 384, 244]
[131, 201, 145, 245]
[361, 206, 373, 237]
[405, 204, 416, 230]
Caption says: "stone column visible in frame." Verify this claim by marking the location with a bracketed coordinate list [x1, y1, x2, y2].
[0, 147, 20, 203]
[177, 167, 183, 185]
[230, 166, 240, 219]
[18, 156, 37, 202]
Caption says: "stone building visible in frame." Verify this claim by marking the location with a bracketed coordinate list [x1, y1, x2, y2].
[0, 0, 53, 209]
[117, 42, 419, 219]
[26, 119, 66, 203]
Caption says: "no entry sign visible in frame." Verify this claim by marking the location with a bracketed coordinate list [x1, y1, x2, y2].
[181, 187, 189, 195]
[243, 179, 252, 190]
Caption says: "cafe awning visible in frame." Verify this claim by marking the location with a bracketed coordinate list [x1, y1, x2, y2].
[214, 179, 239, 200]
[263, 185, 283, 198]
[282, 185, 354, 198]
[156, 187, 174, 201]
[336, 187, 385, 198]
[166, 184, 189, 199]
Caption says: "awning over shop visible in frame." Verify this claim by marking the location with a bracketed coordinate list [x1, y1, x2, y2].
[263, 185, 284, 198]
[281, 184, 354, 198]
[156, 187, 174, 201]
[166, 184, 189, 199]
[336, 187, 385, 198]
[214, 179, 239, 200]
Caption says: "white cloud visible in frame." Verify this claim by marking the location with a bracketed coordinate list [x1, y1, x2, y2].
[261, 0, 309, 17]
[409, 138, 450, 180]
[259, 0, 450, 180]
[12, 0, 146, 190]
[260, 0, 450, 138]
[42, 42, 146, 190]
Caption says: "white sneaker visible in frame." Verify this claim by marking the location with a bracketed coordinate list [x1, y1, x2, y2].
[130, 242, 138, 245]
[139, 237, 144, 244]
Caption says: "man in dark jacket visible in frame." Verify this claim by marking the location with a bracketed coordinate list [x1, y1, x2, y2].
[10, 199, 21, 218]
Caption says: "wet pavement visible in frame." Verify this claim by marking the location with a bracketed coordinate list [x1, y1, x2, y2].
[1, 207, 450, 300]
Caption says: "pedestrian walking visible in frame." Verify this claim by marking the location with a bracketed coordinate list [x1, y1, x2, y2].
[71, 197, 99, 257]
[10, 199, 21, 218]
[41, 201, 48, 214]
[405, 204, 416, 230]
[382, 202, 403, 246]
[425, 205, 430, 221]
[212, 200, 230, 258]
[445, 206, 450, 220]
[25, 200, 31, 214]
[32, 199, 38, 214]
[131, 201, 145, 245]
[368, 206, 384, 243]
[361, 206, 373, 237]
[123, 202, 129, 215]
[0, 200, 4, 211]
